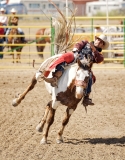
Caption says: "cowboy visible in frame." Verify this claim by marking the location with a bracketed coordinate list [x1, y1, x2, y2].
[42, 34, 109, 106]
[6, 8, 27, 43]
[0, 8, 8, 37]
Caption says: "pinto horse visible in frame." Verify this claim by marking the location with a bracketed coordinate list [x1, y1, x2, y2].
[7, 28, 23, 63]
[12, 54, 92, 144]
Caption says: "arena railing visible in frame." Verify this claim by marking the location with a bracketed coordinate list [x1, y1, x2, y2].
[0, 15, 125, 69]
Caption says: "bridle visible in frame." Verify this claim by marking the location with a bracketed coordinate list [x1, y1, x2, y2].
[75, 79, 88, 88]
[9, 28, 19, 42]
[74, 66, 89, 89]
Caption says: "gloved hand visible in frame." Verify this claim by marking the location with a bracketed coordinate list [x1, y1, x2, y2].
[90, 42, 96, 52]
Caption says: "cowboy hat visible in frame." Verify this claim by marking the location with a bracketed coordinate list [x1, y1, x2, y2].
[95, 34, 109, 49]
[0, 8, 5, 12]
[10, 8, 17, 13]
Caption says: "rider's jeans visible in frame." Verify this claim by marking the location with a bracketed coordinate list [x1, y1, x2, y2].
[86, 72, 92, 94]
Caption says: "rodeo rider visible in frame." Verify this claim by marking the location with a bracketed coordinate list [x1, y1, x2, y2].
[43, 34, 109, 106]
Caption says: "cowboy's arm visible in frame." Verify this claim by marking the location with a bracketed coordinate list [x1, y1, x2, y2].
[72, 41, 88, 60]
[90, 43, 104, 63]
[73, 40, 87, 52]
[93, 50, 104, 63]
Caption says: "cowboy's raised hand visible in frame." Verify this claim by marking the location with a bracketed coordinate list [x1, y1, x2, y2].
[90, 42, 96, 52]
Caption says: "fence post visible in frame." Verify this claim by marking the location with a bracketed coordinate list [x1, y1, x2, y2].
[51, 17, 55, 56]
[91, 18, 94, 41]
[123, 18, 125, 67]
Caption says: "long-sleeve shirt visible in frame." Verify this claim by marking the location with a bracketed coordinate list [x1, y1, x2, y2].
[0, 27, 4, 38]
[0, 15, 8, 25]
[73, 40, 104, 63]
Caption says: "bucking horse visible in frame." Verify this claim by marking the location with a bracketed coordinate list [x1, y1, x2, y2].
[11, 0, 93, 144]
[12, 53, 93, 144]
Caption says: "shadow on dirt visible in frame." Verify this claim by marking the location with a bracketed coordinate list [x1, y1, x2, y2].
[66, 137, 125, 146]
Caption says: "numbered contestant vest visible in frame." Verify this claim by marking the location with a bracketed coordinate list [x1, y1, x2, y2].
[78, 42, 93, 60]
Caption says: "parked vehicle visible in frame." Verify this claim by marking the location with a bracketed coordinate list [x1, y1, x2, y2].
[0, 0, 7, 8]
[4, 3, 27, 14]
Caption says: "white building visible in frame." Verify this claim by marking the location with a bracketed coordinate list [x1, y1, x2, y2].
[86, 0, 125, 16]
[21, 0, 74, 16]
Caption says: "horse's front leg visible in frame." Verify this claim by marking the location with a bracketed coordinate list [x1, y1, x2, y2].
[16, 49, 22, 63]
[36, 42, 45, 58]
[56, 107, 75, 144]
[40, 101, 56, 144]
[12, 74, 37, 107]
[12, 52, 14, 63]
[36, 101, 52, 132]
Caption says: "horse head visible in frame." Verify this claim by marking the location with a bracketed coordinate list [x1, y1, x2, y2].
[8, 28, 20, 44]
[74, 58, 91, 99]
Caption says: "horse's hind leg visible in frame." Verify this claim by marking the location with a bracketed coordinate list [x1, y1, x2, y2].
[12, 74, 37, 107]
[16, 53, 19, 63]
[40, 101, 56, 144]
[12, 53, 14, 63]
[36, 42, 45, 58]
[56, 107, 75, 144]
[36, 101, 52, 132]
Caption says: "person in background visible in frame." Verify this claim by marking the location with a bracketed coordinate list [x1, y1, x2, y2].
[118, 20, 123, 32]
[76, 24, 85, 33]
[0, 8, 8, 41]
[94, 25, 104, 37]
[0, 21, 4, 59]
[6, 8, 27, 43]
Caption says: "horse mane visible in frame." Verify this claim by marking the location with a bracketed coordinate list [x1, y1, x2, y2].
[8, 28, 21, 43]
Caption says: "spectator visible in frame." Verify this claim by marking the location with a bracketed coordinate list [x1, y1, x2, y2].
[94, 25, 104, 37]
[0, 21, 4, 59]
[76, 24, 85, 33]
[6, 8, 27, 43]
[118, 20, 123, 32]
[0, 8, 8, 40]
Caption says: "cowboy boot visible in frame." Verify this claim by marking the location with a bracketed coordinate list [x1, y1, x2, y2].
[82, 94, 94, 107]
[42, 71, 63, 87]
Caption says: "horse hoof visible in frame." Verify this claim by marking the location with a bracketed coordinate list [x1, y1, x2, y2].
[12, 99, 18, 107]
[56, 139, 63, 144]
[36, 123, 43, 132]
[40, 138, 47, 144]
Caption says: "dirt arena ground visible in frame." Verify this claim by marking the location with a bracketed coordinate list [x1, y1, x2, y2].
[0, 65, 125, 160]
[0, 19, 125, 160]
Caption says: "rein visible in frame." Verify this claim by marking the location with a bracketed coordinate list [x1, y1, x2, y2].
[75, 79, 88, 88]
